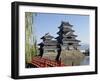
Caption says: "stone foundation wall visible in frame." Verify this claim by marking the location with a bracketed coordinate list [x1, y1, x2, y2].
[61, 50, 85, 66]
[43, 50, 85, 66]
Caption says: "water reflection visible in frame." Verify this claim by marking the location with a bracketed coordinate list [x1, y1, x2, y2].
[80, 56, 89, 65]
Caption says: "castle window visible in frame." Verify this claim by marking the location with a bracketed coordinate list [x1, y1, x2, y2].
[68, 43, 73, 45]
[67, 37, 72, 39]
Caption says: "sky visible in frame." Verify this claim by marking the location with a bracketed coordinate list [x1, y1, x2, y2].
[32, 13, 89, 45]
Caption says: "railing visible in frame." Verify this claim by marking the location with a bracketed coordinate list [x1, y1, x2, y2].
[31, 56, 65, 67]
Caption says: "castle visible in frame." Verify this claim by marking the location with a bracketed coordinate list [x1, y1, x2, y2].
[38, 21, 81, 54]
[38, 21, 85, 65]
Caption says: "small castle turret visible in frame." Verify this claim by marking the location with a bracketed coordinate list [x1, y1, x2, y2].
[38, 33, 57, 54]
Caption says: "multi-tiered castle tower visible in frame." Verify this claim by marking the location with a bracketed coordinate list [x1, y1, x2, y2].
[56, 21, 81, 50]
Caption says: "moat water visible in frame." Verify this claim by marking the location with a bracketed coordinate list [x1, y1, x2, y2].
[80, 56, 89, 65]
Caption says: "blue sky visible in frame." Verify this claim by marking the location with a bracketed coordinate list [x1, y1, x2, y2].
[33, 13, 89, 44]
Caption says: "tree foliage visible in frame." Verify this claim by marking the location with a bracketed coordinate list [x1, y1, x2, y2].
[25, 12, 37, 64]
